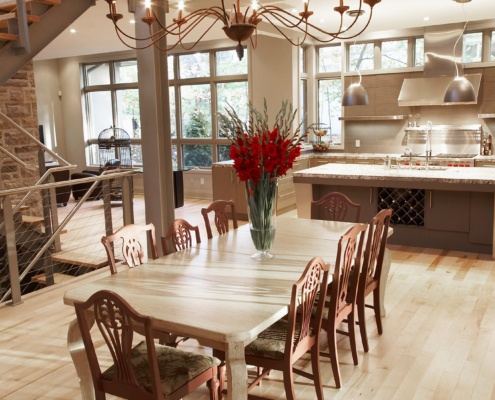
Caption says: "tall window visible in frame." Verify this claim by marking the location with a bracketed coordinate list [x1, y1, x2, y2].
[316, 45, 342, 146]
[169, 48, 248, 168]
[492, 31, 495, 61]
[83, 49, 248, 168]
[83, 60, 141, 165]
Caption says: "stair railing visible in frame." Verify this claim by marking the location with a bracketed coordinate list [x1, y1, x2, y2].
[0, 110, 76, 217]
[0, 169, 137, 305]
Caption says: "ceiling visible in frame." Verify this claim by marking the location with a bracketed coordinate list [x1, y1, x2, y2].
[35, 0, 495, 60]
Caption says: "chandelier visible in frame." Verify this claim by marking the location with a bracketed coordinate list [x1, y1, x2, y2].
[105, 0, 382, 60]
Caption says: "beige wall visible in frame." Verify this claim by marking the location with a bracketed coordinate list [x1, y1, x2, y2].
[249, 36, 298, 124]
[33, 59, 67, 161]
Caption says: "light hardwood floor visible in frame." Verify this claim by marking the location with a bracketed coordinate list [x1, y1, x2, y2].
[1, 197, 495, 400]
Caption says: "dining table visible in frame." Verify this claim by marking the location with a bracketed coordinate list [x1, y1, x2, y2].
[64, 216, 393, 400]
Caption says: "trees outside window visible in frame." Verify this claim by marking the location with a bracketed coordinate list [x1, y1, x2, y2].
[170, 48, 248, 168]
[83, 50, 248, 168]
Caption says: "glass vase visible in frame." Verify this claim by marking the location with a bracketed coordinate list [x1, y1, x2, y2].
[245, 177, 277, 261]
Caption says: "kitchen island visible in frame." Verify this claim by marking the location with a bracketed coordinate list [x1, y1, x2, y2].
[293, 163, 495, 256]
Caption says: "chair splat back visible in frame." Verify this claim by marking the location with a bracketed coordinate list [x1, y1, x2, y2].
[311, 192, 361, 222]
[289, 257, 328, 351]
[201, 199, 238, 239]
[102, 223, 158, 274]
[331, 224, 367, 316]
[362, 209, 392, 287]
[162, 219, 201, 255]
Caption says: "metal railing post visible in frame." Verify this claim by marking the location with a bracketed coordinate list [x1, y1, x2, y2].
[2, 196, 22, 306]
[102, 179, 113, 237]
[122, 176, 134, 226]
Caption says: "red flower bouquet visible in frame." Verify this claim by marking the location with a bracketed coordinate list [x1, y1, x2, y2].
[218, 100, 306, 184]
[218, 100, 307, 260]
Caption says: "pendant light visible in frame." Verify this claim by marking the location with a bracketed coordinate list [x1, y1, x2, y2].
[342, 59, 369, 106]
[444, 21, 476, 103]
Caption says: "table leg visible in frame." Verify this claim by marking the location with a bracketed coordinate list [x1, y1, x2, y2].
[379, 247, 392, 317]
[67, 312, 95, 400]
[225, 341, 247, 400]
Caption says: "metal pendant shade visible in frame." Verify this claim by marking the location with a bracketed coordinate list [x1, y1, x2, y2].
[342, 83, 369, 106]
[443, 76, 476, 103]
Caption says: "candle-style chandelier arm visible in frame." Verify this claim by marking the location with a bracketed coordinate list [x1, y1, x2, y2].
[254, 0, 376, 44]
[153, 16, 224, 52]
[104, 0, 381, 60]
[152, 7, 226, 34]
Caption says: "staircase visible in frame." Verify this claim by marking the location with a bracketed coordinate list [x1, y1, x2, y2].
[0, 0, 95, 86]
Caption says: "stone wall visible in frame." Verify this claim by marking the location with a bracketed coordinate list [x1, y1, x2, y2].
[0, 61, 41, 210]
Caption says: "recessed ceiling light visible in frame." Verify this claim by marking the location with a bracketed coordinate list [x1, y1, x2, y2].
[70, 28, 76, 33]
[130, 19, 136, 24]
[319, 18, 325, 23]
[424, 16, 430, 21]
[291, 9, 297, 13]
[346, 9, 365, 17]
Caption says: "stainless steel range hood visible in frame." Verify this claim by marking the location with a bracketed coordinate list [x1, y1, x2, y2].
[398, 74, 482, 106]
[398, 24, 482, 107]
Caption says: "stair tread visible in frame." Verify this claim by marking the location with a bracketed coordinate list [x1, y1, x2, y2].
[0, 13, 41, 26]
[0, 32, 17, 41]
[31, 272, 75, 285]
[0, 204, 29, 212]
[21, 215, 44, 225]
[40, 226, 67, 234]
[51, 249, 110, 269]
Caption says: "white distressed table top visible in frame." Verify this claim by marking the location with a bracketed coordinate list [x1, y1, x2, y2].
[64, 218, 357, 344]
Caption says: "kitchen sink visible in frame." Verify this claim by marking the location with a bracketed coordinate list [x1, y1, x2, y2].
[395, 165, 449, 171]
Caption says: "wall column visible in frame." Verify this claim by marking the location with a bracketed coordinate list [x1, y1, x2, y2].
[135, 0, 174, 250]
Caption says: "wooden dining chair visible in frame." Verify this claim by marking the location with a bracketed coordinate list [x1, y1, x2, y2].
[161, 218, 201, 255]
[74, 289, 220, 400]
[102, 223, 158, 275]
[102, 223, 186, 347]
[320, 223, 367, 389]
[357, 208, 393, 352]
[201, 199, 238, 239]
[214, 257, 330, 400]
[311, 192, 361, 222]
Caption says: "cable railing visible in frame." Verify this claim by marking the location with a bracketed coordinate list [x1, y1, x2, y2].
[0, 167, 138, 305]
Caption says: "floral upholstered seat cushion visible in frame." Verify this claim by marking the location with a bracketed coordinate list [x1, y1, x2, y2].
[245, 320, 302, 360]
[102, 341, 220, 396]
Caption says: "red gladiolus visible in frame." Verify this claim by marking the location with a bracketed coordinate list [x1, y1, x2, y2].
[221, 101, 307, 185]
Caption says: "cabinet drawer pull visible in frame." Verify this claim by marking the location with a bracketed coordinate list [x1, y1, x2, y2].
[429, 191, 432, 208]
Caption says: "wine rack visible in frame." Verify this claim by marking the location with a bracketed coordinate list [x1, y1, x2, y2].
[378, 188, 425, 226]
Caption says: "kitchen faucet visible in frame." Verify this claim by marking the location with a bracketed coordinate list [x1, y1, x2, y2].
[404, 147, 413, 169]
[425, 121, 433, 170]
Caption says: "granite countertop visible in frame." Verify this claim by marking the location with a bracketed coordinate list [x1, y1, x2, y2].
[293, 163, 495, 187]
[213, 153, 495, 167]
